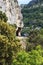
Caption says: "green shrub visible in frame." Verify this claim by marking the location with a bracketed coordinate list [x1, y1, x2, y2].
[0, 21, 15, 41]
[0, 20, 21, 65]
[26, 29, 43, 51]
[12, 45, 43, 65]
[0, 35, 13, 65]
[0, 11, 8, 22]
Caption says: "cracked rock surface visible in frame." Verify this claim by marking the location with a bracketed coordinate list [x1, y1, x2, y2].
[0, 0, 23, 27]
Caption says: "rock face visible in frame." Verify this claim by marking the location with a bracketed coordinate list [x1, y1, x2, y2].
[0, 0, 23, 28]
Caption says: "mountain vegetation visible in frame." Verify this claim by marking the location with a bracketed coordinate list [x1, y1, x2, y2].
[21, 0, 43, 35]
[0, 0, 43, 65]
[0, 11, 21, 65]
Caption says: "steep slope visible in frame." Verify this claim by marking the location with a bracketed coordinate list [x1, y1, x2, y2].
[21, 0, 43, 36]
[21, 0, 43, 28]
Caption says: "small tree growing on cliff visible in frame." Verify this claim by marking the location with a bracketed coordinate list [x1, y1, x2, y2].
[0, 11, 8, 22]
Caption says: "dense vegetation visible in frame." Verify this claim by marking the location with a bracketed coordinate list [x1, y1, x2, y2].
[13, 45, 43, 65]
[21, 0, 43, 35]
[0, 0, 43, 64]
[0, 11, 21, 65]
[0, 11, 8, 22]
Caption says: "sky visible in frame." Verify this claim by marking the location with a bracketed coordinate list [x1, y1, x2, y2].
[18, 0, 32, 5]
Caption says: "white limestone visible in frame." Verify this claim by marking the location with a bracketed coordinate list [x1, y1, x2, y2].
[0, 0, 23, 28]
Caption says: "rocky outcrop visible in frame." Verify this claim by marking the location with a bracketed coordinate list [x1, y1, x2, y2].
[0, 0, 23, 28]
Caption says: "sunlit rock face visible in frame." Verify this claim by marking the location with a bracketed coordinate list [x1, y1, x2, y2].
[0, 0, 23, 28]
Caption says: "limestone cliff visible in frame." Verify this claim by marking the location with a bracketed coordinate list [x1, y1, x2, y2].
[0, 0, 23, 28]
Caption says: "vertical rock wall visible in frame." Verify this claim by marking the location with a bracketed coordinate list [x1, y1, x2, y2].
[0, 0, 23, 28]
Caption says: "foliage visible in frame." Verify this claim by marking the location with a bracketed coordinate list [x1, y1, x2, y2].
[26, 29, 43, 51]
[0, 21, 15, 41]
[0, 11, 8, 22]
[29, 29, 43, 44]
[0, 20, 21, 65]
[12, 45, 43, 65]
[21, 1, 43, 34]
[0, 35, 13, 65]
